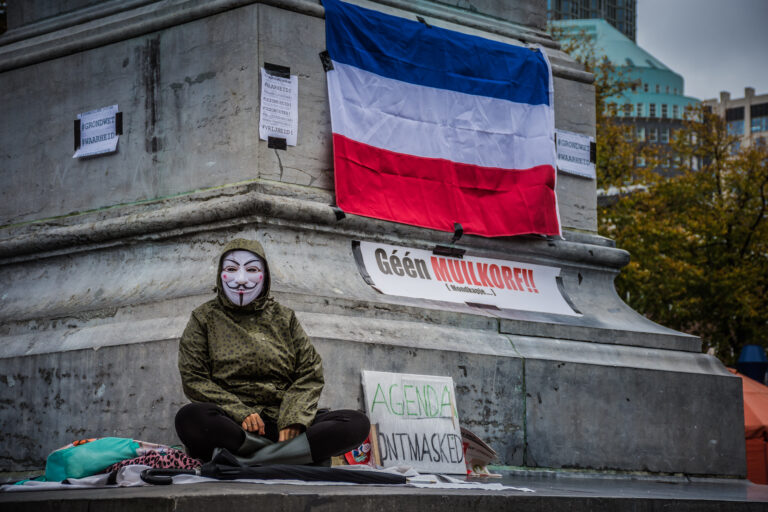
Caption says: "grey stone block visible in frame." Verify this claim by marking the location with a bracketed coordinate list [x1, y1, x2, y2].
[257, 4, 334, 190]
[2, 477, 768, 512]
[0, 341, 186, 470]
[312, 324, 526, 466]
[433, 0, 547, 29]
[523, 353, 745, 476]
[0, 4, 267, 225]
[552, 73, 598, 232]
[0, 210, 745, 475]
[7, 0, 106, 30]
[0, 0, 594, 231]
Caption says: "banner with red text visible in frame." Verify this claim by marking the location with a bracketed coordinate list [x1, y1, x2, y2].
[354, 241, 578, 317]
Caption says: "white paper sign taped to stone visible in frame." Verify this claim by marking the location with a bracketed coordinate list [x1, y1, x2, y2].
[259, 68, 298, 146]
[555, 129, 595, 179]
[73, 104, 119, 158]
[362, 370, 466, 474]
[355, 241, 579, 316]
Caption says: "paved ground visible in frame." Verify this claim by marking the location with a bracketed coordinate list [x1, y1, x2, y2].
[3, 471, 768, 511]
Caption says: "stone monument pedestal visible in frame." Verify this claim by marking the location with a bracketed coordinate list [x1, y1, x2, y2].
[0, 0, 745, 478]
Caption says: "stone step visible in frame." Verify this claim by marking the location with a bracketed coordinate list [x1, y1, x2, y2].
[2, 474, 768, 512]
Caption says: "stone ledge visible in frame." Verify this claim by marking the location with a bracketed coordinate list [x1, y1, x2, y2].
[0, 318, 739, 474]
[0, 181, 624, 266]
[1, 476, 767, 511]
[0, 188, 695, 353]
[0, 0, 592, 84]
[499, 315, 699, 352]
[0, 0, 155, 45]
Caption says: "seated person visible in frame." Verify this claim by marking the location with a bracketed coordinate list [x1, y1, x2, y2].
[175, 238, 369, 465]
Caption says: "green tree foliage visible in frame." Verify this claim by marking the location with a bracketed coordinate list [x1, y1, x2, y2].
[551, 26, 768, 363]
[549, 25, 656, 188]
[603, 109, 768, 363]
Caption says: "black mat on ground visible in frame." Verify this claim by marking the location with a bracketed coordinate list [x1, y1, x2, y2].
[200, 462, 406, 484]
[140, 449, 407, 485]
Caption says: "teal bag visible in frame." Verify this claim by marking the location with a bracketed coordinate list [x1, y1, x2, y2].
[44, 437, 139, 481]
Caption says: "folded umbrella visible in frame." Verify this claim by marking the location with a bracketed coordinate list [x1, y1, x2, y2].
[140, 448, 406, 485]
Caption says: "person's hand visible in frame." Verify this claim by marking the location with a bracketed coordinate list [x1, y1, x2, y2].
[279, 425, 302, 442]
[241, 412, 265, 435]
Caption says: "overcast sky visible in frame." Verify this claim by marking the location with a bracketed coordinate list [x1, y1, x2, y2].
[636, 0, 768, 101]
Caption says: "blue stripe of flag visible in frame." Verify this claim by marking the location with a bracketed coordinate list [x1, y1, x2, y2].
[323, 0, 550, 106]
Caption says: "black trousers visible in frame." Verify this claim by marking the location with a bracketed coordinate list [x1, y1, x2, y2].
[175, 402, 370, 462]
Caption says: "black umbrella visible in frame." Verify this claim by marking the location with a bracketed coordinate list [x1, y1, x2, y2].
[140, 448, 407, 485]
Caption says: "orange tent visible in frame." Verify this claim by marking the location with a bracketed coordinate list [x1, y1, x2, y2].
[728, 368, 768, 484]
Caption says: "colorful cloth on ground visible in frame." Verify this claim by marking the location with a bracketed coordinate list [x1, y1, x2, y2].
[43, 437, 172, 481]
[104, 448, 201, 472]
[178, 238, 324, 430]
[323, 0, 560, 238]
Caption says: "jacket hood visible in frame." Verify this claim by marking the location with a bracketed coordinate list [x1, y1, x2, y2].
[215, 238, 272, 312]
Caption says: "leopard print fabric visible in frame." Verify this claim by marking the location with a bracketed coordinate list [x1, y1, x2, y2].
[104, 448, 201, 472]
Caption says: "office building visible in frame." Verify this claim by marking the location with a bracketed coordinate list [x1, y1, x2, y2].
[548, 0, 636, 41]
[703, 88, 768, 151]
[552, 18, 699, 172]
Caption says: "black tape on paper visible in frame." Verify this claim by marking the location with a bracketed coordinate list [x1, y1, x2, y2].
[451, 223, 464, 244]
[590, 141, 597, 163]
[74, 119, 81, 151]
[330, 205, 346, 221]
[351, 240, 376, 286]
[268, 137, 287, 150]
[556, 276, 582, 315]
[264, 62, 290, 78]
[466, 302, 501, 311]
[433, 223, 465, 258]
[433, 245, 465, 259]
[319, 51, 334, 72]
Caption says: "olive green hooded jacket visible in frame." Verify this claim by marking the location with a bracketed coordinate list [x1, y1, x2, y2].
[178, 239, 324, 430]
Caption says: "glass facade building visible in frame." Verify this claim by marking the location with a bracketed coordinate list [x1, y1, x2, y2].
[548, 0, 636, 41]
[551, 18, 700, 176]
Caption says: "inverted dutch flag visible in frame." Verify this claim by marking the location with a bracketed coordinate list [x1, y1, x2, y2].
[323, 0, 560, 237]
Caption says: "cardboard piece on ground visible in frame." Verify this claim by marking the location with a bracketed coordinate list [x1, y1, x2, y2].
[461, 427, 500, 477]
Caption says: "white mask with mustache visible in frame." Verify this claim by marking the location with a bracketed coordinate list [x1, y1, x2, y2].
[220, 250, 265, 307]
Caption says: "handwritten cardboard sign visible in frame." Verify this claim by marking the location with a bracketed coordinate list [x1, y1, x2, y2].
[362, 370, 466, 474]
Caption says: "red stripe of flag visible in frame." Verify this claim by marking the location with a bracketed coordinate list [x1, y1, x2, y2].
[333, 134, 559, 237]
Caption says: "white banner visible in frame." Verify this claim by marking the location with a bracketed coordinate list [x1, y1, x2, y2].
[259, 68, 298, 146]
[362, 370, 465, 474]
[356, 241, 579, 316]
[73, 104, 119, 158]
[555, 129, 595, 179]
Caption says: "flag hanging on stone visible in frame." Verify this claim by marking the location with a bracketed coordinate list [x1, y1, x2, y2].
[323, 0, 560, 237]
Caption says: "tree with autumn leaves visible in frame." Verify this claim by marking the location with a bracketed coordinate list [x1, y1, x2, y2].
[606, 110, 768, 363]
[551, 27, 768, 364]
